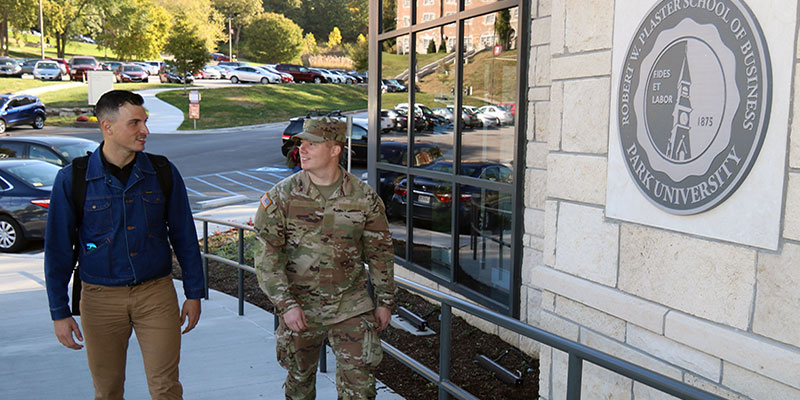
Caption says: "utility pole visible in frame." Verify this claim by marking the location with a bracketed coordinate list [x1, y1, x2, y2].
[38, 0, 44, 59]
[228, 18, 233, 61]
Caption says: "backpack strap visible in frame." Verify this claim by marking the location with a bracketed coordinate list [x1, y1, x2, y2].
[69, 155, 89, 316]
[145, 152, 173, 203]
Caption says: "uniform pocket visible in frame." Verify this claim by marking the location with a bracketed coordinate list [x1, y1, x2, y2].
[142, 192, 167, 238]
[361, 315, 383, 367]
[83, 199, 112, 236]
[275, 323, 298, 371]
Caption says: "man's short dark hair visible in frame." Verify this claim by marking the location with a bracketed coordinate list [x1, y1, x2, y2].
[95, 90, 144, 122]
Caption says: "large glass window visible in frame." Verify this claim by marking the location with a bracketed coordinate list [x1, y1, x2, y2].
[374, 0, 524, 316]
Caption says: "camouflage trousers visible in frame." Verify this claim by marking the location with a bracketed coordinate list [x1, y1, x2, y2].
[275, 311, 383, 400]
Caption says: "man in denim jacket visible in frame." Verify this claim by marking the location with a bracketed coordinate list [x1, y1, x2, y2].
[44, 90, 203, 400]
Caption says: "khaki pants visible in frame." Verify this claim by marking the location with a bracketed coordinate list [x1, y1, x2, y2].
[276, 312, 383, 400]
[80, 275, 183, 400]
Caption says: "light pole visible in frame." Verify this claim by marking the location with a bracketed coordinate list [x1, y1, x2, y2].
[38, 0, 44, 58]
[228, 17, 232, 61]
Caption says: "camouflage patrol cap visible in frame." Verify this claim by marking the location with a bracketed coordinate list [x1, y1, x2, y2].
[294, 116, 347, 144]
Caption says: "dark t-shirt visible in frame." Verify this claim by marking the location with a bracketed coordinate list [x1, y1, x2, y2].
[98, 142, 135, 186]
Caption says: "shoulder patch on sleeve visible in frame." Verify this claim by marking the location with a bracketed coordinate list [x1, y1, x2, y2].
[260, 192, 273, 210]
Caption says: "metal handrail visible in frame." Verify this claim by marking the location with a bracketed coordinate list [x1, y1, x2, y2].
[194, 216, 722, 400]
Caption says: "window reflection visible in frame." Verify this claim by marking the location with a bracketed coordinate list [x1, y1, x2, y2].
[457, 186, 512, 303]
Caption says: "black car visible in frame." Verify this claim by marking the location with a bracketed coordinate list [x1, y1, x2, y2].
[158, 65, 195, 84]
[391, 109, 426, 132]
[0, 136, 99, 166]
[0, 159, 60, 252]
[0, 57, 23, 77]
[388, 160, 512, 231]
[0, 94, 47, 135]
[280, 111, 370, 164]
[374, 141, 443, 205]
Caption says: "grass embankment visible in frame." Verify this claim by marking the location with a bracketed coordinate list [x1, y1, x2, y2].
[381, 51, 446, 78]
[157, 84, 368, 130]
[7, 33, 114, 61]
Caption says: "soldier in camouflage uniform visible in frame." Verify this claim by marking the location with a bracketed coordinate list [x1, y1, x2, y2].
[253, 117, 395, 400]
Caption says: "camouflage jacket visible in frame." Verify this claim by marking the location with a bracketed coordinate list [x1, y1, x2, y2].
[254, 167, 395, 325]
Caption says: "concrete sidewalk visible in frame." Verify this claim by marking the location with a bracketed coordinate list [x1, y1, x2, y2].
[0, 203, 403, 399]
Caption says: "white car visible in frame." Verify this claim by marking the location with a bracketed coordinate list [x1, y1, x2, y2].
[330, 70, 356, 84]
[310, 68, 344, 83]
[133, 61, 159, 75]
[476, 105, 514, 125]
[463, 105, 500, 128]
[260, 65, 293, 83]
[201, 65, 222, 79]
[228, 66, 281, 84]
[33, 61, 62, 80]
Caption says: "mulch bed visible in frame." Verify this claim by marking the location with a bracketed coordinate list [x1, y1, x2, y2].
[173, 233, 539, 399]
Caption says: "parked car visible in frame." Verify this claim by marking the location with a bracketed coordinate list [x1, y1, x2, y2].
[443, 106, 482, 129]
[20, 59, 44, 75]
[310, 68, 343, 83]
[477, 105, 514, 125]
[132, 61, 158, 75]
[32, 60, 62, 80]
[0, 57, 22, 77]
[218, 61, 248, 68]
[114, 64, 148, 83]
[101, 61, 123, 72]
[381, 79, 401, 92]
[261, 64, 293, 83]
[68, 56, 99, 81]
[227, 66, 281, 84]
[0, 94, 46, 135]
[347, 70, 367, 83]
[462, 105, 499, 128]
[47, 58, 70, 77]
[280, 111, 375, 163]
[275, 64, 325, 83]
[329, 69, 357, 83]
[497, 102, 516, 116]
[380, 109, 398, 132]
[0, 136, 99, 166]
[146, 60, 166, 72]
[197, 65, 222, 79]
[394, 103, 448, 131]
[211, 52, 230, 62]
[389, 160, 512, 230]
[158, 65, 195, 84]
[373, 141, 444, 205]
[391, 108, 426, 132]
[0, 159, 60, 252]
[76, 34, 95, 44]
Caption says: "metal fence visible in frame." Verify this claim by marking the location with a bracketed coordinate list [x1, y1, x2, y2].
[195, 216, 723, 400]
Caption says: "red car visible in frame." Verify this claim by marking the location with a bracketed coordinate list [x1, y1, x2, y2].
[497, 102, 516, 116]
[68, 56, 99, 81]
[47, 58, 70, 77]
[113, 64, 148, 83]
[275, 64, 324, 83]
[211, 52, 230, 62]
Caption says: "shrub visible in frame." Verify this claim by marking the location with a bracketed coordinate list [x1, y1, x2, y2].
[241, 13, 304, 63]
[426, 40, 436, 54]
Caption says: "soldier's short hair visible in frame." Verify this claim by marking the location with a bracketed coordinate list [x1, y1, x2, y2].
[95, 90, 144, 123]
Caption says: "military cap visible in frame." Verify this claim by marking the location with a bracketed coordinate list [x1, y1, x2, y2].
[294, 116, 347, 144]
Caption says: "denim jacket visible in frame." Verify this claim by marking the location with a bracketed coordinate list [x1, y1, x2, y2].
[45, 149, 203, 321]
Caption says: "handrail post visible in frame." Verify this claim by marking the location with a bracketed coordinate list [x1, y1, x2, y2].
[566, 352, 583, 400]
[203, 221, 209, 300]
[238, 228, 244, 316]
[438, 304, 452, 400]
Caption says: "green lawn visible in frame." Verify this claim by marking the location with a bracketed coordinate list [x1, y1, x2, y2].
[0, 77, 68, 93]
[381, 51, 448, 79]
[7, 33, 135, 62]
[40, 82, 187, 109]
[156, 84, 368, 130]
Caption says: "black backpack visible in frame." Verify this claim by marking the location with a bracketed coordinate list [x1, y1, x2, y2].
[69, 152, 172, 315]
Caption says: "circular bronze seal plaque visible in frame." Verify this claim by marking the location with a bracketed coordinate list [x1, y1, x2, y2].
[617, 0, 771, 214]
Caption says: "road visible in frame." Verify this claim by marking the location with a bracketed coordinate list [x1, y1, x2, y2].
[19, 123, 367, 211]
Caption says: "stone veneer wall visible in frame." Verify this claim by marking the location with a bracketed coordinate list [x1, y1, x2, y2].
[523, 0, 800, 399]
